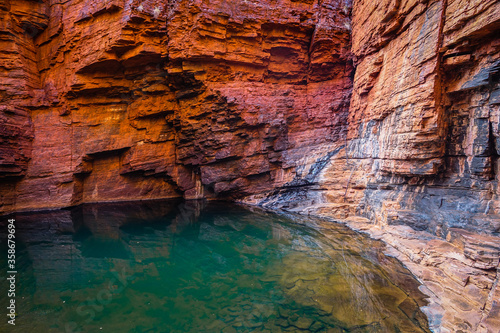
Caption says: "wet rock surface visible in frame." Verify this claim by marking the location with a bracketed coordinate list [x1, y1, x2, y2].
[331, 217, 500, 333]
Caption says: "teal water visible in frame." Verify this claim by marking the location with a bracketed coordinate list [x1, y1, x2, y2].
[0, 201, 430, 332]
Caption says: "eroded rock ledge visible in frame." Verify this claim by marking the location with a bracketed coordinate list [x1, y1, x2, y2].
[1, 0, 499, 332]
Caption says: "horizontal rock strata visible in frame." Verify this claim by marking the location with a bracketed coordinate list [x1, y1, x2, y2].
[252, 0, 500, 331]
[0, 0, 352, 211]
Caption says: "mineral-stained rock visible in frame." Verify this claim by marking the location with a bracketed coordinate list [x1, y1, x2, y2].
[0, 1, 40, 176]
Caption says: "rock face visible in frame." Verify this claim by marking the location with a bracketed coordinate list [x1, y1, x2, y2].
[0, 0, 39, 208]
[1, 0, 500, 332]
[0, 0, 352, 211]
[258, 0, 500, 331]
[346, 0, 500, 234]
[251, 0, 500, 331]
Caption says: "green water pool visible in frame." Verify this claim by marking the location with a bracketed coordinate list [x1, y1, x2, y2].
[0, 201, 430, 332]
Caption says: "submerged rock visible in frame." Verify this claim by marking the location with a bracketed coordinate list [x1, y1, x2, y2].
[0, 201, 430, 333]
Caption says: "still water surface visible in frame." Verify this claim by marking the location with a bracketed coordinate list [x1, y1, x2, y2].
[0, 201, 430, 332]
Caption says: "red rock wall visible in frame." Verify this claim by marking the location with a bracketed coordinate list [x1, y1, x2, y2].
[344, 0, 500, 234]
[0, 0, 352, 211]
[0, 0, 42, 209]
[254, 0, 500, 236]
[349, 0, 500, 176]
[1, 0, 499, 234]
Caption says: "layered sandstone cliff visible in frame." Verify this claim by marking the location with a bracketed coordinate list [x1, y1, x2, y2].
[1, 0, 500, 332]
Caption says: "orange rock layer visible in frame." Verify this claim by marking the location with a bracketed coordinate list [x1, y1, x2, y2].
[0, 0, 352, 210]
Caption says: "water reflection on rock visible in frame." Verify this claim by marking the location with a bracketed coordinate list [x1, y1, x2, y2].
[0, 200, 430, 332]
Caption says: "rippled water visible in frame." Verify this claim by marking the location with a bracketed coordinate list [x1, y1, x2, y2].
[0, 201, 430, 332]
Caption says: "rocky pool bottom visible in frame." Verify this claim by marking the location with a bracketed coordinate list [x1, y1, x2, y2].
[0, 200, 430, 332]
